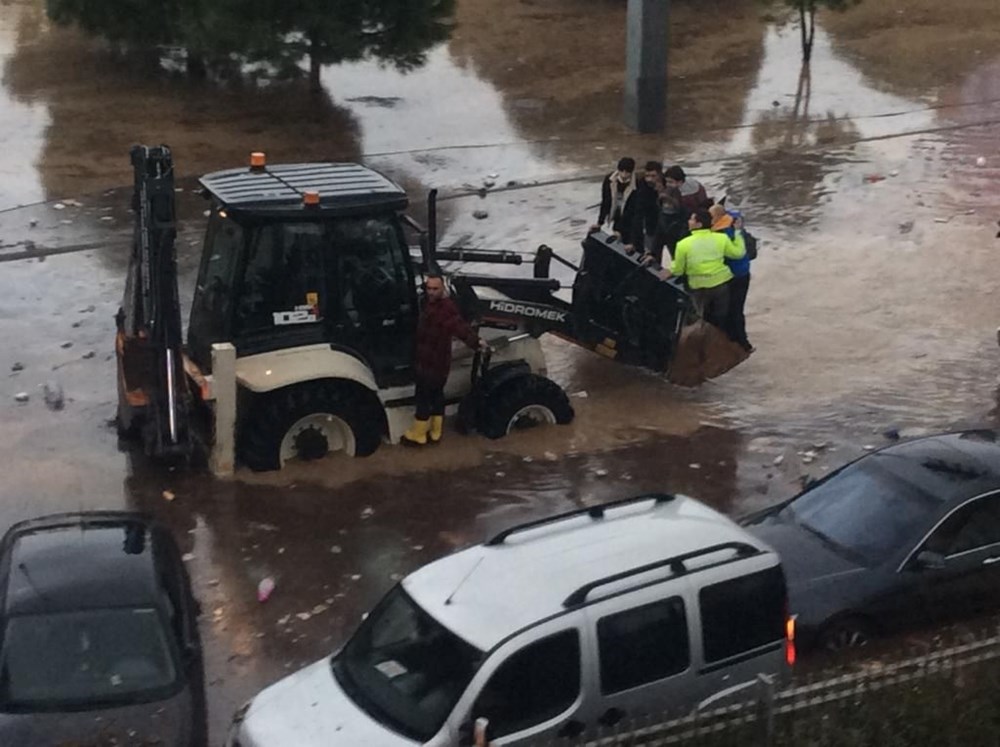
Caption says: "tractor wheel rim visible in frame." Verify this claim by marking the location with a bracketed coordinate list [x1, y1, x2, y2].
[280, 413, 355, 465]
[506, 404, 557, 434]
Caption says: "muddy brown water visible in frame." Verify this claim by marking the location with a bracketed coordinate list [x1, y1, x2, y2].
[1, 0, 1000, 740]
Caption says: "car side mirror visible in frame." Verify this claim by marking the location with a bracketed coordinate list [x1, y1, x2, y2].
[913, 550, 947, 571]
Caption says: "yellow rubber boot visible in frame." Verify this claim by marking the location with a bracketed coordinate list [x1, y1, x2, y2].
[429, 415, 444, 444]
[401, 419, 430, 446]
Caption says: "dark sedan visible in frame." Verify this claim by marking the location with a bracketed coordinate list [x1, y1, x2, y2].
[743, 430, 1000, 652]
[0, 512, 206, 746]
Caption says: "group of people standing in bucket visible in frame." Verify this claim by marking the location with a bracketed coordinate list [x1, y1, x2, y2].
[591, 157, 755, 354]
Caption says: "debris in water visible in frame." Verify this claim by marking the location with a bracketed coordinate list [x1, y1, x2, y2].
[483, 180, 496, 189]
[53, 203, 66, 210]
[42, 382, 64, 411]
[862, 444, 876, 451]
[257, 577, 276, 603]
[522, 456, 533, 463]
[411, 544, 424, 551]
[594, 468, 609, 478]
[571, 390, 589, 398]
[311, 604, 328, 615]
[28, 218, 37, 228]
[82, 351, 95, 360]
[350, 574, 362, 581]
[99, 216, 114, 222]
[772, 455, 784, 466]
[863, 174, 886, 184]
[14, 392, 29, 403]
[360, 506, 374, 520]
[976, 156, 987, 167]
[182, 553, 195, 562]
[162, 490, 176, 502]
[64, 199, 83, 207]
[495, 471, 506, 478]
[898, 221, 914, 235]
[544, 451, 557, 461]
[883, 427, 900, 441]
[689, 463, 701, 470]
[60, 341, 73, 349]
[11, 362, 24, 372]
[473, 210, 489, 220]
[934, 216, 952, 224]
[487, 172, 499, 180]
[889, 170, 900, 177]
[79, 305, 95, 313]
[295, 612, 311, 622]
[329, 545, 342, 554]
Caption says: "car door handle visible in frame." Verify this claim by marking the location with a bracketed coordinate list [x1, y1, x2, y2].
[597, 707, 626, 727]
[983, 556, 1000, 566]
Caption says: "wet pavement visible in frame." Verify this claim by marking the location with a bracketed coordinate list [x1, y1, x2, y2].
[1, 0, 1000, 742]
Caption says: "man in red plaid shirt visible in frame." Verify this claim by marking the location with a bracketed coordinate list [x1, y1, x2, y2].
[402, 274, 487, 446]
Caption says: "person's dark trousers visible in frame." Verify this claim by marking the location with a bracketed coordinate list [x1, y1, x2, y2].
[414, 379, 445, 420]
[726, 273, 752, 350]
[691, 283, 730, 330]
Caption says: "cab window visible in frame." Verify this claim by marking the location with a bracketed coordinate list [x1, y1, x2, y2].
[330, 216, 411, 324]
[471, 630, 580, 737]
[235, 221, 325, 335]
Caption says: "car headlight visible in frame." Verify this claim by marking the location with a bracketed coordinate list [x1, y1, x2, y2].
[226, 700, 253, 746]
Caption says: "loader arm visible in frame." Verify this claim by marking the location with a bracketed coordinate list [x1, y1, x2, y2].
[115, 144, 193, 459]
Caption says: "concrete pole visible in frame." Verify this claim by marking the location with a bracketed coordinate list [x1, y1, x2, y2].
[210, 342, 237, 477]
[624, 0, 669, 133]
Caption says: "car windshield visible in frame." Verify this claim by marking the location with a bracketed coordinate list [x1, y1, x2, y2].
[0, 608, 179, 710]
[781, 457, 943, 565]
[334, 587, 483, 742]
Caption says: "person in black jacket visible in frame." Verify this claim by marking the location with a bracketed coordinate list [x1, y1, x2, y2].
[636, 160, 664, 257]
[591, 157, 641, 250]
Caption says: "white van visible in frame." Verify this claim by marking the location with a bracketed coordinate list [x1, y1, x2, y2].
[227, 494, 793, 746]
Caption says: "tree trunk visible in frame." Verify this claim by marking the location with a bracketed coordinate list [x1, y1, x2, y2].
[309, 34, 322, 94]
[186, 51, 207, 80]
[799, 1, 815, 63]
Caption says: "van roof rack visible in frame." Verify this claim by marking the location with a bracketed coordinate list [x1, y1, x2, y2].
[562, 541, 760, 608]
[485, 493, 675, 547]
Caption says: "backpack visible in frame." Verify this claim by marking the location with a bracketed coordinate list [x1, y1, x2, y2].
[743, 230, 758, 260]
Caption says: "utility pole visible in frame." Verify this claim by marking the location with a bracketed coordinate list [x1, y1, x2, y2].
[624, 0, 669, 133]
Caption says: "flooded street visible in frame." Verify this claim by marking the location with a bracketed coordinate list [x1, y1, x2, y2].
[1, 0, 999, 741]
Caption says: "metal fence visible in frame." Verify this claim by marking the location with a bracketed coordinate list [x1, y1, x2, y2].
[529, 623, 1000, 747]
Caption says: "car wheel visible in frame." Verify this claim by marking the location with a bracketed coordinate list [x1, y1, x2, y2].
[478, 374, 574, 439]
[240, 382, 383, 471]
[818, 617, 876, 652]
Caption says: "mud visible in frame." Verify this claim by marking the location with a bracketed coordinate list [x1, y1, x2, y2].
[1, 0, 1000, 741]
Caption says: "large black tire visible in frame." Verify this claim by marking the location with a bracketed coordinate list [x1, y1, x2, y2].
[239, 381, 383, 471]
[478, 374, 574, 440]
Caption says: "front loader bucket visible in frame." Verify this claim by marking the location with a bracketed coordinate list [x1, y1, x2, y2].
[666, 320, 750, 387]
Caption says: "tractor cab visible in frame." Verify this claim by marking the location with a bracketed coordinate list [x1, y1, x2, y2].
[187, 158, 422, 388]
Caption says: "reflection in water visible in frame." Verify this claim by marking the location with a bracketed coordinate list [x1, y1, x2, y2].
[822, 0, 1000, 98]
[46, 0, 457, 93]
[448, 0, 769, 150]
[0, 1, 47, 208]
[2, 3, 364, 201]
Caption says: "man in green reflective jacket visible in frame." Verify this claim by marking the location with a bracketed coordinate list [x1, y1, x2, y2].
[664, 210, 746, 329]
